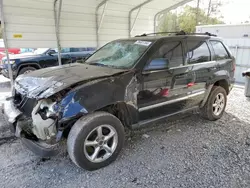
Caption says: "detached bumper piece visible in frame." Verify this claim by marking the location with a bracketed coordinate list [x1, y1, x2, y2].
[2, 99, 22, 124]
[1, 69, 9, 78]
[21, 137, 59, 157]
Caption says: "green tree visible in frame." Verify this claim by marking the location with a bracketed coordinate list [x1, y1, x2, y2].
[158, 5, 224, 33]
[158, 12, 179, 33]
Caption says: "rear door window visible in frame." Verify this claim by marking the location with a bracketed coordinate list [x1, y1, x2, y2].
[210, 41, 230, 60]
[186, 41, 211, 64]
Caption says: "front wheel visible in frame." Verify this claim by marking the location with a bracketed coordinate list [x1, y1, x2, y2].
[200, 86, 227, 121]
[67, 112, 125, 171]
[18, 67, 37, 76]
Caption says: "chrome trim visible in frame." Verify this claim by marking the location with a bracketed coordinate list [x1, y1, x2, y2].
[139, 90, 205, 112]
[133, 106, 199, 129]
[169, 61, 216, 70]
[142, 61, 217, 74]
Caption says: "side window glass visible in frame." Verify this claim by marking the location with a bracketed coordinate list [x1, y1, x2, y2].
[61, 48, 70, 53]
[71, 48, 86, 52]
[145, 41, 183, 70]
[210, 41, 229, 60]
[186, 41, 210, 64]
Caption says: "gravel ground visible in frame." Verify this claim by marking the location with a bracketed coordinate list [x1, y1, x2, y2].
[0, 87, 250, 188]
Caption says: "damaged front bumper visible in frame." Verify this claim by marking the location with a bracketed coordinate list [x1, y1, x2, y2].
[2, 100, 60, 157]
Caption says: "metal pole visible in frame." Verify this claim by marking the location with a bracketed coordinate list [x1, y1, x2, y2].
[98, 1, 108, 33]
[196, 0, 200, 25]
[0, 0, 14, 87]
[235, 45, 238, 59]
[96, 0, 108, 48]
[130, 7, 142, 35]
[128, 0, 153, 37]
[54, 0, 63, 66]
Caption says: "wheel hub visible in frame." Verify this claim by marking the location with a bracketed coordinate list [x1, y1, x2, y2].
[213, 93, 225, 116]
[84, 125, 118, 163]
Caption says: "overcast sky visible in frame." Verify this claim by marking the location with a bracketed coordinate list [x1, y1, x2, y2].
[187, 0, 250, 24]
[221, 0, 250, 24]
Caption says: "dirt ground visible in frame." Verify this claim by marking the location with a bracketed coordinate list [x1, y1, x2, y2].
[0, 86, 250, 188]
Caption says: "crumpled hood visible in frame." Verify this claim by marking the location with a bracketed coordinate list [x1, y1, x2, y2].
[15, 63, 128, 99]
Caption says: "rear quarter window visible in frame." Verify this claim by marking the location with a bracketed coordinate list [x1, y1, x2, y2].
[210, 40, 230, 60]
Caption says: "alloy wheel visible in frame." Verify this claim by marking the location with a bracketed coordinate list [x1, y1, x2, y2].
[212, 93, 225, 116]
[84, 124, 118, 163]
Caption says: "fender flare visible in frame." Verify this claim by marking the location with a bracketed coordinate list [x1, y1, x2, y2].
[17, 62, 42, 74]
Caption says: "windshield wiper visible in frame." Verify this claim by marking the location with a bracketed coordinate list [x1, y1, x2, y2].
[87, 62, 128, 69]
[88, 62, 107, 67]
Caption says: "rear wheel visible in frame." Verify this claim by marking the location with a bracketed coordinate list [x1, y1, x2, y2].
[200, 86, 227, 121]
[18, 67, 37, 76]
[67, 112, 125, 171]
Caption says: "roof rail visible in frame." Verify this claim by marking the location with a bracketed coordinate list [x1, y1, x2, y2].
[135, 31, 217, 37]
[189, 32, 217, 37]
[135, 30, 186, 37]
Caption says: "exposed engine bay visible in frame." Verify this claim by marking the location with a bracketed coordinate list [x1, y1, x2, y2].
[15, 96, 58, 141]
[31, 99, 57, 140]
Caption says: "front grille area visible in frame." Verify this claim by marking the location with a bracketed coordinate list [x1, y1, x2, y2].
[14, 90, 36, 117]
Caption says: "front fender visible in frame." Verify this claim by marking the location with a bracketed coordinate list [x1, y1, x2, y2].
[57, 72, 138, 123]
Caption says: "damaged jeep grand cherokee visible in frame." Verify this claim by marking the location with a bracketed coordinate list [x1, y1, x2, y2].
[3, 33, 235, 171]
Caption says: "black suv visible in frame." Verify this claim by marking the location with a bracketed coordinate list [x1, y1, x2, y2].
[1, 47, 95, 79]
[3, 33, 235, 171]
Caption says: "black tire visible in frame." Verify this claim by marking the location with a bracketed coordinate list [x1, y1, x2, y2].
[18, 67, 37, 76]
[67, 112, 125, 171]
[200, 86, 227, 121]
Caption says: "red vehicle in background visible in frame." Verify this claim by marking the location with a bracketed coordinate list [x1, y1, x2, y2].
[0, 39, 20, 60]
[0, 48, 20, 55]
[0, 39, 20, 73]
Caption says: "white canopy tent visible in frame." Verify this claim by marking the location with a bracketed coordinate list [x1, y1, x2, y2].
[0, 0, 192, 84]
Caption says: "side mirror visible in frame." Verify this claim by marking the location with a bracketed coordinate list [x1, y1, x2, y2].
[144, 58, 169, 71]
[47, 50, 57, 56]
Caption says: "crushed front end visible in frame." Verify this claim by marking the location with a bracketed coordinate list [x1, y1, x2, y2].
[2, 75, 87, 157]
[3, 90, 62, 157]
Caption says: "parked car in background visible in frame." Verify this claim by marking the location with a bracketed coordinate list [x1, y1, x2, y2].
[0, 39, 20, 57]
[1, 47, 95, 78]
[3, 32, 235, 171]
[0, 39, 23, 73]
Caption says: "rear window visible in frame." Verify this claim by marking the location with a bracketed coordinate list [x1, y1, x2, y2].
[186, 41, 211, 64]
[210, 41, 229, 60]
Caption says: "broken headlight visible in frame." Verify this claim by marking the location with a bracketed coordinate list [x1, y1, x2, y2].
[39, 99, 59, 119]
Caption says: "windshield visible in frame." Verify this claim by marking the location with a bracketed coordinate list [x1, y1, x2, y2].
[34, 48, 50, 55]
[85, 40, 152, 69]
